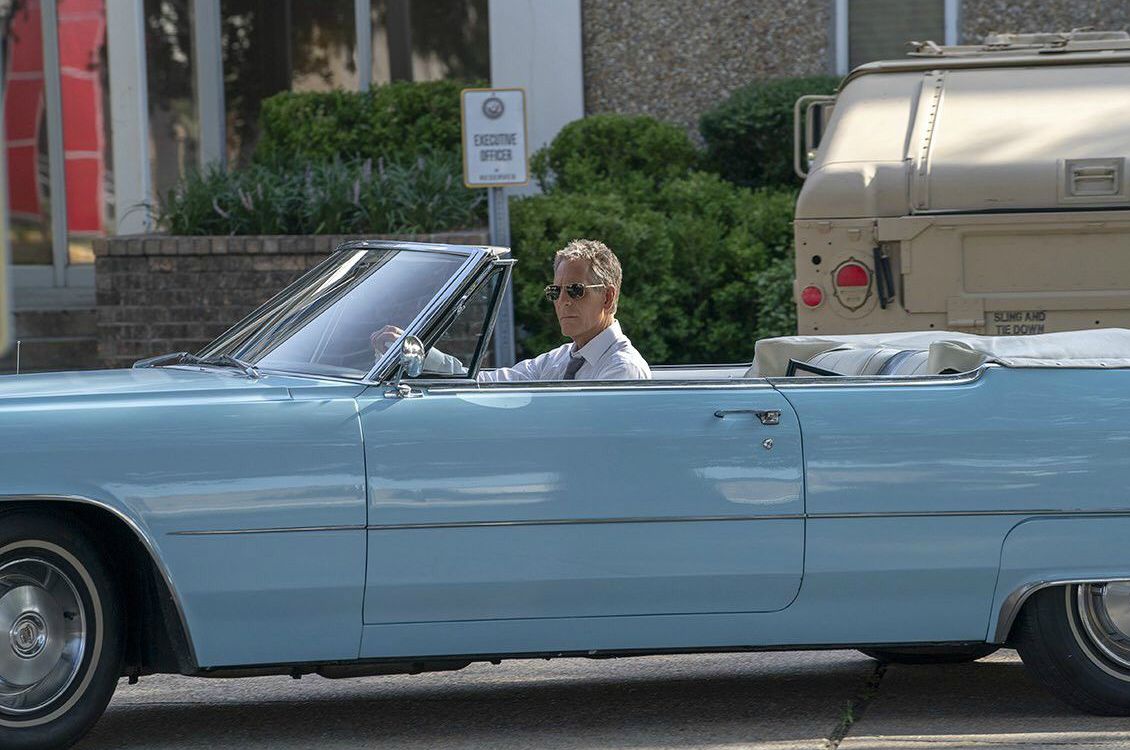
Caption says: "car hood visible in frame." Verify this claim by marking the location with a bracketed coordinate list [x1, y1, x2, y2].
[0, 367, 329, 401]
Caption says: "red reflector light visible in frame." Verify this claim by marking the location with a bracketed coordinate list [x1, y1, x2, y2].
[801, 285, 824, 307]
[835, 263, 870, 288]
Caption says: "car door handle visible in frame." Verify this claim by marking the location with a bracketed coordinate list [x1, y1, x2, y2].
[713, 409, 780, 425]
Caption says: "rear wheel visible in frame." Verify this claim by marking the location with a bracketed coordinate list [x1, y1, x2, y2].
[1016, 583, 1130, 715]
[858, 645, 999, 665]
[0, 512, 124, 749]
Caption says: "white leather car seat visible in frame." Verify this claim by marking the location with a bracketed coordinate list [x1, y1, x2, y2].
[877, 349, 930, 376]
[804, 346, 902, 376]
[748, 328, 1130, 378]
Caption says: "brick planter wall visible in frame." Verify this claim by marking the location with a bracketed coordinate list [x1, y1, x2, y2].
[93, 230, 489, 370]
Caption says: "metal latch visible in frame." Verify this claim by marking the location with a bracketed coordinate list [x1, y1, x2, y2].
[713, 409, 780, 425]
[946, 297, 985, 329]
[1062, 157, 1125, 201]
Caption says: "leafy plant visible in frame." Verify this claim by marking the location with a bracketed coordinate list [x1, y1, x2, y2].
[510, 175, 797, 364]
[253, 81, 477, 167]
[700, 75, 841, 189]
[531, 114, 700, 196]
[154, 152, 485, 236]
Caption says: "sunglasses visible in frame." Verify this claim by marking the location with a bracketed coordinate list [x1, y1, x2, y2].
[544, 283, 605, 302]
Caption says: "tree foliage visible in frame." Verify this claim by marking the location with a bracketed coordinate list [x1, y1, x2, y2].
[700, 76, 841, 189]
[512, 115, 797, 365]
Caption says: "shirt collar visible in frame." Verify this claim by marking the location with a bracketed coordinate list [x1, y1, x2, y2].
[572, 320, 622, 364]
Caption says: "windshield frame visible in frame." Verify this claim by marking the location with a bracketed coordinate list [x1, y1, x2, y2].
[196, 240, 498, 383]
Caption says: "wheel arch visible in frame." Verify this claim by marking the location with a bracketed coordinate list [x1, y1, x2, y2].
[990, 515, 1130, 644]
[0, 495, 198, 674]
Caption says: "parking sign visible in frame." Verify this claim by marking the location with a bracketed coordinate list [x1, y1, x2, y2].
[461, 88, 528, 188]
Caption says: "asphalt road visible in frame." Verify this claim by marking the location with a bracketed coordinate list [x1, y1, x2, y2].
[76, 649, 1130, 750]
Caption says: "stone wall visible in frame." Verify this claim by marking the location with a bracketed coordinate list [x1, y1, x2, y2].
[961, 0, 1130, 42]
[580, 0, 1130, 144]
[93, 230, 489, 370]
[581, 0, 832, 141]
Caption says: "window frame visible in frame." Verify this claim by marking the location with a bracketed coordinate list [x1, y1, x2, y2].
[833, 0, 959, 75]
[410, 262, 512, 381]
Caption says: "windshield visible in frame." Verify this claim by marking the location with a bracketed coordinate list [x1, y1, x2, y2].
[202, 247, 468, 378]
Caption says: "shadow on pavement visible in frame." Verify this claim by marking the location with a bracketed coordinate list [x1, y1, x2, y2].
[840, 652, 1130, 749]
[78, 652, 872, 749]
[77, 651, 1127, 749]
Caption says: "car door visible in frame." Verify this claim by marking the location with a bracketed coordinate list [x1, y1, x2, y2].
[356, 379, 803, 657]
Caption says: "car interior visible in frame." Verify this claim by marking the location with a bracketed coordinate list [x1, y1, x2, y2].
[644, 328, 1130, 382]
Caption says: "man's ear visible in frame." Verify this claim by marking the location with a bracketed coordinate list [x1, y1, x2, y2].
[603, 285, 617, 312]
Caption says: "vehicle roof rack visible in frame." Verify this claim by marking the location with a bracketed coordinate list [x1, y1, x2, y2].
[907, 28, 1130, 57]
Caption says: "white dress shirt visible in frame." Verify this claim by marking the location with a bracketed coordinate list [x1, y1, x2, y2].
[481, 321, 651, 382]
[422, 320, 651, 381]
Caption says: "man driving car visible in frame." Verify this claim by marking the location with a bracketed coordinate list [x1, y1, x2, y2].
[371, 239, 651, 381]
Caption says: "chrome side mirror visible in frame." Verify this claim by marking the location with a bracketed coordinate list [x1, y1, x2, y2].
[387, 335, 426, 399]
[399, 335, 425, 378]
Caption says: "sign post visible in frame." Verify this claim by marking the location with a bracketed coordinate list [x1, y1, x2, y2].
[461, 87, 528, 368]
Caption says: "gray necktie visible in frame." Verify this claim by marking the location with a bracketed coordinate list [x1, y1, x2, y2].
[563, 354, 585, 380]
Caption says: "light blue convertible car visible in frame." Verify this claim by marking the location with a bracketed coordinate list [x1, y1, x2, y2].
[3, 240, 1130, 748]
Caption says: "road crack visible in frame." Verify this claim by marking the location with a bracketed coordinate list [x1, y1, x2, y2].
[824, 661, 887, 749]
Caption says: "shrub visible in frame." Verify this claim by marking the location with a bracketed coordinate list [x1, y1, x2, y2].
[254, 81, 473, 166]
[531, 114, 700, 195]
[155, 152, 485, 236]
[510, 174, 797, 364]
[700, 76, 840, 189]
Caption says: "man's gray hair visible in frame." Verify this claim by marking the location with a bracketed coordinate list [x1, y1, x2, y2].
[553, 239, 622, 313]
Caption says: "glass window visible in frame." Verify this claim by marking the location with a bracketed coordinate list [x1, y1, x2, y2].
[416, 267, 502, 377]
[371, 0, 489, 84]
[848, 0, 944, 69]
[3, 2, 54, 265]
[221, 0, 357, 165]
[144, 0, 199, 206]
[59, 0, 112, 265]
[214, 248, 466, 378]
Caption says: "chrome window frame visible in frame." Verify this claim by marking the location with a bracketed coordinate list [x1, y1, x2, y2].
[404, 366, 993, 393]
[364, 243, 506, 383]
[400, 259, 516, 382]
[195, 240, 501, 384]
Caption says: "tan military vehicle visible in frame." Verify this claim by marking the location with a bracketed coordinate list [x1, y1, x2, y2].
[793, 30, 1130, 335]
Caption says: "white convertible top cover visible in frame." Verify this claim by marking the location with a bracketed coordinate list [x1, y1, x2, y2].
[748, 328, 1130, 377]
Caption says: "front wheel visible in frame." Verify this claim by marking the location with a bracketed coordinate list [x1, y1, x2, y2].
[1016, 583, 1130, 715]
[0, 512, 124, 749]
[858, 645, 999, 665]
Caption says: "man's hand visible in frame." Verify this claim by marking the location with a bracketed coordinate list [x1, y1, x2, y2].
[370, 324, 405, 355]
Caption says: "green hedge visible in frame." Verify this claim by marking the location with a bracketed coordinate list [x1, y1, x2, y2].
[531, 114, 700, 195]
[155, 152, 484, 236]
[700, 76, 840, 189]
[254, 80, 473, 165]
[512, 114, 797, 364]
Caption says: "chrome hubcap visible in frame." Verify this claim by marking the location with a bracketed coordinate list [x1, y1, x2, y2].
[1075, 582, 1130, 674]
[0, 559, 86, 715]
[11, 613, 48, 659]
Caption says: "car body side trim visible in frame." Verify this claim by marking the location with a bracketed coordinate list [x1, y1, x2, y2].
[811, 509, 1130, 520]
[365, 515, 807, 530]
[170, 525, 367, 536]
[170, 508, 1130, 535]
[414, 381, 778, 393]
[405, 369, 988, 394]
[0, 494, 199, 668]
[769, 368, 988, 388]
